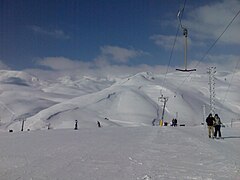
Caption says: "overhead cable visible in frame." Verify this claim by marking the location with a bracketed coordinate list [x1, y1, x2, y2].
[175, 8, 240, 91]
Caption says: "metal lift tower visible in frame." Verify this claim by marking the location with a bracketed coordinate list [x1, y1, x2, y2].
[207, 67, 216, 114]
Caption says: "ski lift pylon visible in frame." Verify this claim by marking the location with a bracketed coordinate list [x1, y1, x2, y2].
[176, 10, 196, 72]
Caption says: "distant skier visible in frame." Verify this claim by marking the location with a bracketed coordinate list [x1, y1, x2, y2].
[97, 121, 101, 128]
[74, 120, 78, 130]
[172, 118, 177, 127]
[206, 113, 215, 138]
[214, 114, 222, 138]
[174, 118, 177, 126]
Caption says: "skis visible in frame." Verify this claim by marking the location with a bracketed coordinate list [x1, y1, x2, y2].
[214, 137, 224, 140]
[209, 136, 224, 140]
[211, 137, 224, 140]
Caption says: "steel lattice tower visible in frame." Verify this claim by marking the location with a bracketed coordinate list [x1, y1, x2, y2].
[207, 67, 216, 114]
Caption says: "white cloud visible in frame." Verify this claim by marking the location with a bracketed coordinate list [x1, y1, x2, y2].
[37, 57, 91, 70]
[150, 34, 192, 51]
[36, 45, 148, 73]
[32, 45, 239, 81]
[187, 54, 240, 74]
[96, 45, 147, 64]
[205, 54, 240, 70]
[154, 0, 240, 49]
[185, 0, 240, 44]
[32, 44, 154, 80]
[30, 25, 70, 40]
[30, 55, 239, 82]
[30, 55, 176, 80]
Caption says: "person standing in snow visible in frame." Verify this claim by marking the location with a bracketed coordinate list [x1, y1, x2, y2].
[171, 118, 177, 127]
[97, 121, 101, 128]
[206, 113, 215, 138]
[214, 114, 222, 138]
[74, 120, 78, 130]
[171, 119, 175, 126]
[174, 118, 177, 126]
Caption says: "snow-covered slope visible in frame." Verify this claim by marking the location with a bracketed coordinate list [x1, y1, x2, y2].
[0, 70, 71, 127]
[24, 85, 160, 130]
[0, 70, 239, 131]
[42, 75, 115, 96]
[0, 70, 240, 179]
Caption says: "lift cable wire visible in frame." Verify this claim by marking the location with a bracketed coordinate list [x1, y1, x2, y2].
[162, 24, 180, 86]
[219, 58, 240, 114]
[199, 9, 240, 63]
[161, 0, 187, 90]
[174, 8, 240, 92]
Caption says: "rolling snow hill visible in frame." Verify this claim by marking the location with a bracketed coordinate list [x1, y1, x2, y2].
[0, 69, 240, 179]
[0, 70, 239, 131]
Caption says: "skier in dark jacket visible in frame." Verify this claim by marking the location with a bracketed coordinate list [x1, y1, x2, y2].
[97, 121, 101, 128]
[214, 114, 222, 138]
[206, 113, 215, 138]
[74, 120, 78, 130]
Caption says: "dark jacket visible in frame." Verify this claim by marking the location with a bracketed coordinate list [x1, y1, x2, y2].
[206, 115, 215, 126]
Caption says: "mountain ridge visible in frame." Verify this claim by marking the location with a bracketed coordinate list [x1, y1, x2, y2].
[0, 70, 239, 131]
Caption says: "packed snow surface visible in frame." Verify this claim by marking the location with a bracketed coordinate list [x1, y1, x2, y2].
[0, 126, 239, 180]
[0, 69, 240, 179]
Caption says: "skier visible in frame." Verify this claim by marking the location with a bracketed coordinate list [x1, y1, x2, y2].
[172, 118, 177, 127]
[174, 118, 177, 126]
[74, 120, 78, 130]
[206, 113, 215, 138]
[214, 114, 222, 138]
[97, 121, 101, 128]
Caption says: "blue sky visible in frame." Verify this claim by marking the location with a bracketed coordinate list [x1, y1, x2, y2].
[0, 0, 240, 72]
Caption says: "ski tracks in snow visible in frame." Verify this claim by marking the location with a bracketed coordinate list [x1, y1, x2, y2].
[126, 127, 239, 180]
[170, 127, 240, 179]
[0, 127, 239, 180]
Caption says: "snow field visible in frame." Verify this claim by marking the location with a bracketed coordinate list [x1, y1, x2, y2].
[0, 126, 239, 180]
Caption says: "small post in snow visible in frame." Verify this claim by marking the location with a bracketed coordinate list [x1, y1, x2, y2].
[21, 118, 25, 131]
[202, 104, 206, 128]
[47, 123, 51, 130]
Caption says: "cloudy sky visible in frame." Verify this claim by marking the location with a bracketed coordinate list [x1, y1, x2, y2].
[0, 0, 239, 74]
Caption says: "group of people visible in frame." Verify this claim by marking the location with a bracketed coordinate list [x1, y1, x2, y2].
[206, 113, 222, 139]
[74, 120, 102, 130]
[171, 118, 178, 127]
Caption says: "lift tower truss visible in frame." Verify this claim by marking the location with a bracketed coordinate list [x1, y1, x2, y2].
[207, 67, 216, 115]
